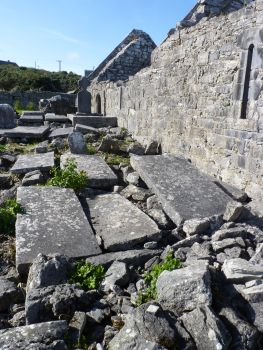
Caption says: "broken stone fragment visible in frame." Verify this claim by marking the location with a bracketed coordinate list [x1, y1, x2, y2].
[156, 261, 212, 314]
[0, 276, 24, 312]
[101, 261, 130, 292]
[69, 311, 87, 345]
[183, 217, 210, 236]
[181, 305, 232, 350]
[223, 201, 244, 222]
[222, 258, 263, 283]
[22, 170, 44, 186]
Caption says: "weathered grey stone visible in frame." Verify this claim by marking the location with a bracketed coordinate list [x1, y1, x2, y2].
[212, 226, 249, 241]
[222, 258, 263, 283]
[250, 243, 263, 264]
[48, 127, 74, 139]
[97, 134, 120, 153]
[0, 104, 16, 128]
[45, 114, 70, 123]
[26, 254, 70, 293]
[16, 186, 101, 277]
[144, 140, 160, 155]
[126, 171, 140, 185]
[25, 283, 93, 324]
[181, 306, 231, 350]
[219, 307, 260, 349]
[61, 153, 118, 189]
[121, 184, 152, 201]
[156, 261, 211, 314]
[127, 142, 145, 155]
[69, 114, 118, 128]
[34, 140, 49, 153]
[148, 208, 170, 228]
[183, 217, 210, 236]
[75, 123, 100, 134]
[22, 111, 44, 116]
[147, 195, 162, 210]
[0, 276, 23, 312]
[223, 201, 245, 222]
[0, 320, 68, 350]
[3, 126, 50, 139]
[0, 174, 12, 189]
[108, 302, 176, 350]
[212, 237, 246, 253]
[9, 310, 26, 327]
[68, 131, 87, 154]
[69, 311, 87, 345]
[19, 114, 43, 124]
[86, 299, 110, 324]
[86, 249, 161, 269]
[22, 170, 44, 186]
[172, 234, 202, 250]
[11, 152, 54, 174]
[85, 192, 160, 251]
[102, 261, 130, 292]
[131, 155, 232, 226]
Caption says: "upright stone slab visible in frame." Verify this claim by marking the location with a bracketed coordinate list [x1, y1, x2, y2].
[85, 192, 160, 251]
[61, 153, 118, 188]
[131, 155, 232, 225]
[3, 126, 49, 139]
[16, 186, 101, 277]
[11, 152, 55, 174]
[68, 131, 87, 154]
[0, 104, 16, 128]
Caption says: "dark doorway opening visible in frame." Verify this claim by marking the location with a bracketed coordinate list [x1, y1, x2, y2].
[96, 94, 102, 115]
[240, 44, 254, 119]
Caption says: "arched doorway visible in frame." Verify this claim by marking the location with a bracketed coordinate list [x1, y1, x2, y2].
[96, 94, 102, 114]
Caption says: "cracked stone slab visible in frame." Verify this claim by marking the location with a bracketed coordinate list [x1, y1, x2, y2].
[61, 153, 118, 189]
[11, 152, 55, 174]
[68, 114, 118, 128]
[16, 186, 101, 277]
[19, 115, 44, 123]
[0, 320, 68, 350]
[3, 126, 50, 139]
[48, 127, 74, 139]
[131, 155, 232, 226]
[85, 191, 160, 251]
[45, 114, 71, 123]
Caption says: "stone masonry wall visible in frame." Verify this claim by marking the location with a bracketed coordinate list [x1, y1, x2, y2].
[0, 91, 76, 109]
[89, 0, 263, 199]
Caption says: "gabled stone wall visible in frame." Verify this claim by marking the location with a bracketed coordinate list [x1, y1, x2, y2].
[89, 0, 263, 199]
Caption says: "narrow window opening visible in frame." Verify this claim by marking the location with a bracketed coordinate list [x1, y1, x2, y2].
[240, 44, 254, 119]
[96, 94, 101, 114]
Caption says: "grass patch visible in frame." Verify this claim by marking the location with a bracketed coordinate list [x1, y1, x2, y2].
[100, 152, 130, 166]
[86, 143, 97, 155]
[0, 142, 38, 155]
[69, 260, 105, 291]
[0, 199, 23, 235]
[47, 159, 88, 191]
[136, 251, 181, 306]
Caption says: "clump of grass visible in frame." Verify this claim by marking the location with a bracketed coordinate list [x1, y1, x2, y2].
[86, 143, 97, 155]
[47, 159, 88, 191]
[100, 152, 130, 166]
[69, 260, 105, 291]
[0, 199, 22, 235]
[0, 142, 38, 155]
[136, 251, 181, 306]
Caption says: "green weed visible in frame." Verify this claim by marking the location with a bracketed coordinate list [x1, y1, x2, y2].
[0, 199, 22, 235]
[47, 159, 87, 191]
[137, 251, 181, 305]
[69, 260, 105, 291]
[86, 143, 97, 155]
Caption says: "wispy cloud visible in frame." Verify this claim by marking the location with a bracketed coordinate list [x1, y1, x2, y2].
[42, 28, 85, 46]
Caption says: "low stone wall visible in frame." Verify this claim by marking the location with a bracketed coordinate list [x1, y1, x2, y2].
[89, 1, 263, 199]
[0, 91, 76, 109]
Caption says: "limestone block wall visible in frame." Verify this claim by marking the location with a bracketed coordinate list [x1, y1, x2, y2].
[89, 1, 263, 199]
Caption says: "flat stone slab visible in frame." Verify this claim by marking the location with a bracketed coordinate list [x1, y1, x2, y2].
[49, 127, 74, 139]
[131, 155, 232, 226]
[45, 114, 71, 123]
[22, 111, 44, 116]
[75, 123, 100, 134]
[0, 320, 68, 350]
[11, 152, 55, 174]
[61, 153, 118, 188]
[16, 186, 101, 276]
[19, 115, 43, 123]
[85, 191, 160, 251]
[68, 114, 117, 128]
[3, 126, 50, 139]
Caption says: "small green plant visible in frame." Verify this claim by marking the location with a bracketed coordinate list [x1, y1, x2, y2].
[86, 143, 97, 155]
[13, 99, 23, 113]
[25, 101, 37, 111]
[47, 159, 88, 191]
[100, 152, 130, 166]
[69, 260, 105, 291]
[137, 251, 181, 306]
[0, 199, 22, 235]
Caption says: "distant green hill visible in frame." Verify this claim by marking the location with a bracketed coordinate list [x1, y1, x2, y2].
[0, 65, 80, 92]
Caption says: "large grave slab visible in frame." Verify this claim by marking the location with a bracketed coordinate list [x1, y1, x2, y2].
[131, 155, 232, 226]
[49, 126, 74, 139]
[3, 126, 49, 139]
[19, 114, 43, 124]
[68, 114, 117, 128]
[11, 152, 55, 174]
[61, 153, 118, 188]
[85, 191, 160, 251]
[16, 186, 101, 276]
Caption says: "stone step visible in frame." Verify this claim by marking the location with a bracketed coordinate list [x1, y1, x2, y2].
[19, 114, 44, 125]
[45, 113, 71, 123]
[2, 126, 50, 139]
[11, 151, 55, 174]
[131, 154, 232, 226]
[85, 191, 160, 251]
[48, 126, 74, 139]
[68, 114, 117, 128]
[61, 153, 118, 189]
[16, 186, 101, 277]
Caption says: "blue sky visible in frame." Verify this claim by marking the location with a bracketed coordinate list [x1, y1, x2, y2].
[0, 0, 196, 75]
